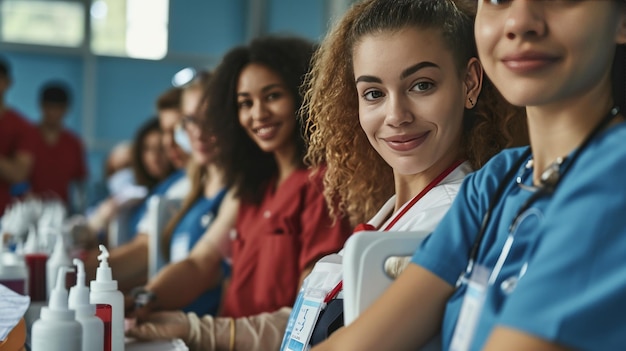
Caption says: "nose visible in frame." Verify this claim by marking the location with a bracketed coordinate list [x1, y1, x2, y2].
[250, 100, 270, 121]
[504, 0, 546, 41]
[385, 94, 413, 127]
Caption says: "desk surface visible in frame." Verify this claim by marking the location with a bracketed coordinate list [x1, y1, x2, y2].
[126, 338, 189, 351]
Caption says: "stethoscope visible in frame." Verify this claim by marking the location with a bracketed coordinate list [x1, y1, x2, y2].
[455, 106, 621, 290]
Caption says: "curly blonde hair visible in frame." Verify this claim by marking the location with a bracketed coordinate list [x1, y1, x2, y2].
[304, 0, 527, 226]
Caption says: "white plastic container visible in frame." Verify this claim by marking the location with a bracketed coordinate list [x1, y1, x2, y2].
[69, 258, 104, 351]
[46, 231, 72, 300]
[31, 266, 82, 351]
[0, 245, 28, 295]
[90, 244, 125, 351]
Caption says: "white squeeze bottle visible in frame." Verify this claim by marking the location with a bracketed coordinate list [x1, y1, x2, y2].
[31, 266, 82, 351]
[69, 258, 104, 351]
[46, 230, 72, 300]
[90, 244, 125, 351]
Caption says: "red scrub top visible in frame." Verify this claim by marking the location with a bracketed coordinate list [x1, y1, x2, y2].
[29, 128, 87, 204]
[0, 109, 36, 214]
[221, 167, 352, 318]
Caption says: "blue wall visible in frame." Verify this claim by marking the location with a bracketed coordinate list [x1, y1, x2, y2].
[1, 0, 330, 204]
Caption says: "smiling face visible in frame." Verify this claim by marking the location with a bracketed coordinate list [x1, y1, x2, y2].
[475, 0, 626, 108]
[236, 63, 297, 156]
[353, 27, 479, 177]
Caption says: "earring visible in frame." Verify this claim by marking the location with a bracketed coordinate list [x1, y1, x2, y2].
[468, 97, 474, 106]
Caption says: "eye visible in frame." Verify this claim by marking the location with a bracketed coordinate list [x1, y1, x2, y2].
[266, 91, 282, 101]
[484, 0, 512, 5]
[411, 81, 434, 92]
[237, 99, 252, 109]
[363, 89, 385, 101]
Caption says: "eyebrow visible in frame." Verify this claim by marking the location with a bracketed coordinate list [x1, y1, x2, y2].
[237, 83, 283, 97]
[355, 61, 440, 84]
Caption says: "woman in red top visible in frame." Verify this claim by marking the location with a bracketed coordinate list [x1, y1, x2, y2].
[127, 36, 352, 350]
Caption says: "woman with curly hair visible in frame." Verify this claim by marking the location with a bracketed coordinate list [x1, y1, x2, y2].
[127, 35, 352, 350]
[305, 0, 526, 229]
[315, 0, 626, 349]
[284, 0, 527, 347]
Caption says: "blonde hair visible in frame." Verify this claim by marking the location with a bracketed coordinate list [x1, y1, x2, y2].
[304, 0, 527, 226]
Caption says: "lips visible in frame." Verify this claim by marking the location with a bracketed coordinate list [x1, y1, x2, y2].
[501, 51, 560, 73]
[382, 131, 429, 152]
[252, 123, 280, 140]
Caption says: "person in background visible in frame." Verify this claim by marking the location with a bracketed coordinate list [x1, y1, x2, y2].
[0, 56, 36, 216]
[158, 86, 189, 172]
[82, 86, 192, 290]
[312, 0, 626, 350]
[127, 35, 352, 350]
[131, 70, 229, 317]
[27, 80, 87, 213]
[82, 116, 174, 292]
[68, 141, 137, 250]
[289, 0, 527, 346]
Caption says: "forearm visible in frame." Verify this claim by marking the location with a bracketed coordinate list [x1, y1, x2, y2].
[108, 236, 149, 293]
[186, 307, 292, 351]
[0, 155, 30, 183]
[146, 256, 222, 311]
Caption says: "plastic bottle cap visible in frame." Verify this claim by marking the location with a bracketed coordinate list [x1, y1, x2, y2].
[49, 231, 71, 264]
[90, 244, 118, 291]
[41, 266, 76, 321]
[68, 258, 96, 317]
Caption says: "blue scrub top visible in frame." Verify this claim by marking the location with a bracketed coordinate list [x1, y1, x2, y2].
[128, 170, 187, 237]
[413, 122, 626, 350]
[170, 188, 228, 316]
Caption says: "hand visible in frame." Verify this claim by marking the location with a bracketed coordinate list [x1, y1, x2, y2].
[126, 311, 190, 342]
[125, 287, 157, 321]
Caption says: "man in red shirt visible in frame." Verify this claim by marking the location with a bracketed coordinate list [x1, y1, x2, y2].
[0, 57, 36, 215]
[28, 80, 87, 213]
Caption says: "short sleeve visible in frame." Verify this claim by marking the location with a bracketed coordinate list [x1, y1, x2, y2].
[411, 149, 528, 286]
[297, 170, 352, 272]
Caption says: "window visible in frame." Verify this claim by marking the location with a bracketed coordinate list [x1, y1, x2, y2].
[0, 0, 169, 60]
[91, 0, 169, 60]
[0, 0, 84, 47]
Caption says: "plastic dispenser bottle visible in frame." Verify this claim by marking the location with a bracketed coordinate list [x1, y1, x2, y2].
[90, 245, 124, 351]
[31, 266, 82, 351]
[0, 242, 28, 295]
[69, 258, 104, 351]
[46, 231, 72, 300]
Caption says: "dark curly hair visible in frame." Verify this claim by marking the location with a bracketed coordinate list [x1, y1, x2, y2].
[205, 35, 316, 204]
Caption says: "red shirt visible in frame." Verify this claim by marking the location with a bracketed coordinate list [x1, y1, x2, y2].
[0, 109, 36, 214]
[29, 128, 87, 204]
[221, 168, 352, 318]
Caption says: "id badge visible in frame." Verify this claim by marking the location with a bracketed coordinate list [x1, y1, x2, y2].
[449, 265, 490, 351]
[285, 289, 326, 351]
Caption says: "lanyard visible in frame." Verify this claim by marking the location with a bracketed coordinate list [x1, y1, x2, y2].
[325, 159, 465, 302]
[457, 106, 621, 287]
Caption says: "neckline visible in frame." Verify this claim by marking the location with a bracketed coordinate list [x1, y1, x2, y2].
[382, 159, 465, 231]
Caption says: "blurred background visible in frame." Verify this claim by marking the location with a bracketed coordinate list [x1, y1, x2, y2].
[0, 0, 354, 205]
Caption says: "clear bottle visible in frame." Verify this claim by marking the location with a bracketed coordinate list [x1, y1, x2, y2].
[69, 258, 104, 351]
[90, 244, 125, 351]
[31, 266, 82, 351]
